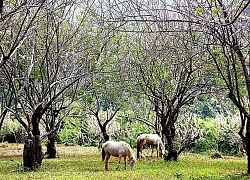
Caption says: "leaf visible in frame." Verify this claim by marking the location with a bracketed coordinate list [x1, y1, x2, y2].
[212, 7, 222, 16]
[195, 6, 204, 15]
[216, 54, 226, 62]
[212, 49, 220, 57]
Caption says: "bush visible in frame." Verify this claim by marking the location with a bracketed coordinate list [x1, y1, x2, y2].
[190, 117, 244, 156]
[0, 120, 26, 143]
[191, 137, 216, 154]
[58, 127, 81, 146]
[58, 116, 94, 146]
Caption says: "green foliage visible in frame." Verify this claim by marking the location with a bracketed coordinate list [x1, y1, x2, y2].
[212, 6, 223, 16]
[58, 116, 92, 146]
[201, 104, 215, 118]
[0, 120, 26, 143]
[217, 135, 238, 156]
[190, 117, 243, 156]
[195, 6, 204, 15]
[58, 125, 81, 146]
[43, 140, 50, 147]
[186, 96, 218, 118]
[212, 49, 221, 57]
[190, 118, 218, 153]
[216, 54, 226, 62]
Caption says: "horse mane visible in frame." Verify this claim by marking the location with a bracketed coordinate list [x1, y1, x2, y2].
[121, 141, 135, 159]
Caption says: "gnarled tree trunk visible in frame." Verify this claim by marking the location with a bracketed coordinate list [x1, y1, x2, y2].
[102, 129, 110, 142]
[46, 133, 57, 158]
[161, 114, 178, 161]
[246, 131, 250, 173]
[23, 105, 44, 170]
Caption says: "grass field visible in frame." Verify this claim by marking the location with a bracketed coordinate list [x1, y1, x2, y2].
[0, 142, 249, 180]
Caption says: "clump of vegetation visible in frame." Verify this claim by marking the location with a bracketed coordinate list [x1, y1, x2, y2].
[211, 151, 222, 159]
[0, 120, 26, 143]
[189, 117, 243, 156]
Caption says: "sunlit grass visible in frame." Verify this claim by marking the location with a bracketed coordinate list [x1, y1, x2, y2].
[0, 143, 249, 179]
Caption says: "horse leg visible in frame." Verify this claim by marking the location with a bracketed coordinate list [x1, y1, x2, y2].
[116, 155, 122, 170]
[157, 144, 159, 158]
[151, 145, 154, 157]
[124, 156, 126, 170]
[105, 153, 110, 171]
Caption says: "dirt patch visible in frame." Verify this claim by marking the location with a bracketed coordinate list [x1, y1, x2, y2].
[3, 149, 22, 156]
[0, 144, 8, 148]
[0, 143, 23, 156]
[0, 143, 99, 157]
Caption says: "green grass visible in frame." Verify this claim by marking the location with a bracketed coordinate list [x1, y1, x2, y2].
[0, 143, 249, 179]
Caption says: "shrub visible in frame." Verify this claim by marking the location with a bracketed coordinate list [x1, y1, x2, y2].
[0, 120, 26, 143]
[190, 117, 244, 156]
[58, 116, 94, 146]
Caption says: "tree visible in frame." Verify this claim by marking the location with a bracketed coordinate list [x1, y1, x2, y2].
[0, 1, 38, 130]
[97, 0, 215, 159]
[132, 33, 211, 159]
[0, 0, 94, 169]
[170, 0, 250, 172]
[78, 32, 126, 142]
[0, 0, 48, 169]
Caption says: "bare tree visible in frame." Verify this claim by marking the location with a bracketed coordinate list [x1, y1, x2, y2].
[168, 0, 250, 172]
[95, 0, 214, 160]
[132, 32, 211, 159]
[0, 0, 95, 170]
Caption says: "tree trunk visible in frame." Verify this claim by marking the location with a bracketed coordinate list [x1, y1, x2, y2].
[165, 122, 174, 150]
[23, 105, 44, 170]
[101, 126, 110, 142]
[161, 115, 178, 161]
[23, 133, 35, 170]
[34, 135, 43, 165]
[46, 134, 56, 158]
[246, 128, 250, 173]
[23, 134, 43, 170]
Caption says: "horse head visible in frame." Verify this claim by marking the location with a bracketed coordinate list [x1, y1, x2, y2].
[129, 155, 136, 170]
[159, 143, 165, 158]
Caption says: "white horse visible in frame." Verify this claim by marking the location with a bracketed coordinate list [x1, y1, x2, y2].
[102, 140, 136, 170]
[137, 134, 165, 159]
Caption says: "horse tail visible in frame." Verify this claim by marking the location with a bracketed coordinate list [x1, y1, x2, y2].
[102, 147, 105, 161]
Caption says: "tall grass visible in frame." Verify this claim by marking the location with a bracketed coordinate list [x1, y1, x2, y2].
[0, 143, 249, 179]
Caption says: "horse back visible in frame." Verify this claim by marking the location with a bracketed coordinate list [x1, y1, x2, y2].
[146, 134, 162, 144]
[102, 141, 128, 157]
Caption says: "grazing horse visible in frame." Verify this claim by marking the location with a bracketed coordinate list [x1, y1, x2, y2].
[102, 140, 136, 170]
[137, 134, 165, 159]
